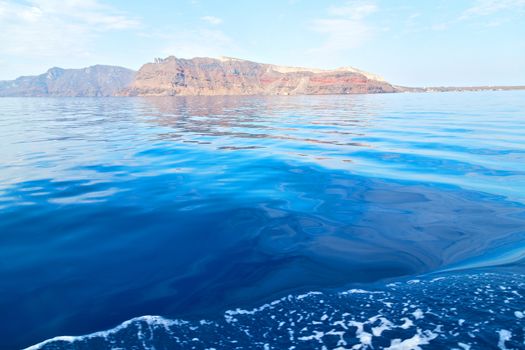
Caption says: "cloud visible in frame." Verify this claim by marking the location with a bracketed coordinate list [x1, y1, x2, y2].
[311, 18, 373, 50]
[431, 22, 450, 31]
[310, 1, 378, 56]
[460, 0, 525, 19]
[201, 15, 223, 25]
[0, 0, 139, 57]
[158, 28, 239, 59]
[327, 1, 377, 19]
[426, 0, 525, 32]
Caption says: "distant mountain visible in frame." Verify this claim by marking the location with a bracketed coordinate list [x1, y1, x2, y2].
[413, 86, 525, 92]
[0, 65, 136, 97]
[2, 58, 522, 97]
[121, 56, 399, 96]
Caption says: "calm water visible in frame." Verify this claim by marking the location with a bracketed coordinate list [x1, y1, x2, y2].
[1, 92, 524, 349]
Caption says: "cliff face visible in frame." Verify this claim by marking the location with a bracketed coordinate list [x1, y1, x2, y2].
[0, 58, 398, 97]
[122, 56, 398, 96]
[0, 65, 136, 97]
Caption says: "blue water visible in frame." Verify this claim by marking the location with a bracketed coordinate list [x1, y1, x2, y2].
[0, 92, 524, 349]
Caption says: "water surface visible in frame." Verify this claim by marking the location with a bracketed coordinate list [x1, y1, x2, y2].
[0, 92, 524, 349]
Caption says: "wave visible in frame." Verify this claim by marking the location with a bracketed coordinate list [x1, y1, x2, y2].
[27, 271, 525, 350]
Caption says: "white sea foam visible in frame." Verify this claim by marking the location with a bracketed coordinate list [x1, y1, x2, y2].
[24, 273, 525, 350]
[412, 309, 424, 320]
[25, 316, 184, 350]
[457, 342, 471, 350]
[497, 329, 512, 350]
[384, 329, 438, 350]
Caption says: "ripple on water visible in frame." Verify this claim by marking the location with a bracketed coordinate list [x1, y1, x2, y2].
[0, 92, 524, 349]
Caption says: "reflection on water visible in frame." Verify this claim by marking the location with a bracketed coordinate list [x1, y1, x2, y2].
[0, 92, 524, 349]
[145, 94, 525, 200]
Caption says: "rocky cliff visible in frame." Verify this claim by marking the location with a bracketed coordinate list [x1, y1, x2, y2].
[0, 65, 136, 97]
[122, 56, 398, 96]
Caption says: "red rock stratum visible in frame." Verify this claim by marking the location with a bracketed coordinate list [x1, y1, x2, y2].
[121, 56, 398, 96]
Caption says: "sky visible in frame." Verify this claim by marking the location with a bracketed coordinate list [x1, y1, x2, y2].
[0, 0, 524, 86]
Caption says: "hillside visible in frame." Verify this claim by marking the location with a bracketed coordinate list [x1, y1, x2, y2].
[121, 56, 398, 96]
[0, 65, 136, 97]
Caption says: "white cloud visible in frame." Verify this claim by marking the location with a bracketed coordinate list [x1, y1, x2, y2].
[327, 1, 377, 19]
[431, 22, 450, 31]
[425, 0, 525, 32]
[310, 1, 378, 57]
[158, 28, 239, 59]
[311, 18, 372, 50]
[460, 0, 525, 19]
[0, 0, 139, 57]
[201, 15, 223, 25]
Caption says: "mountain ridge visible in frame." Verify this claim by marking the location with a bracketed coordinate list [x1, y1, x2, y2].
[121, 56, 397, 96]
[0, 57, 523, 97]
[0, 65, 135, 97]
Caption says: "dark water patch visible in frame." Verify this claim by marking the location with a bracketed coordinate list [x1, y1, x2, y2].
[1, 160, 524, 348]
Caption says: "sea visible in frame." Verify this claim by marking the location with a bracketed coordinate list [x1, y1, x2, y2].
[0, 91, 524, 349]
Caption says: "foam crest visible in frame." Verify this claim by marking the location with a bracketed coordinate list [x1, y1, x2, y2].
[27, 272, 525, 350]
